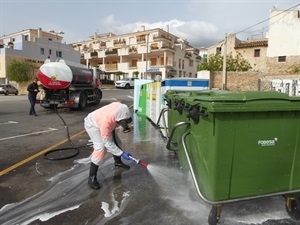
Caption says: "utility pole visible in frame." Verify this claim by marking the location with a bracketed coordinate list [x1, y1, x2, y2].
[145, 33, 149, 79]
[222, 33, 227, 90]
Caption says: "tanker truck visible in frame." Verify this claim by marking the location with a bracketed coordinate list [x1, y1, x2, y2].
[37, 59, 102, 110]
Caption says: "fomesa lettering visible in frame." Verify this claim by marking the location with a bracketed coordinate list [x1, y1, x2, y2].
[258, 138, 278, 147]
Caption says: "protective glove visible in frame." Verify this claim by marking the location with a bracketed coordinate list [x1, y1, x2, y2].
[121, 151, 132, 160]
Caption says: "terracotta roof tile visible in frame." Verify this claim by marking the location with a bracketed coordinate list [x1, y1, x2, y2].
[235, 39, 268, 48]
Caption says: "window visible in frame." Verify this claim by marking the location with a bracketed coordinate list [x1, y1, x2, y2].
[24, 35, 29, 41]
[150, 58, 157, 66]
[216, 47, 222, 55]
[40, 48, 45, 55]
[160, 57, 164, 65]
[278, 56, 286, 62]
[131, 59, 137, 67]
[189, 59, 194, 67]
[49, 49, 52, 55]
[56, 51, 62, 58]
[254, 49, 260, 57]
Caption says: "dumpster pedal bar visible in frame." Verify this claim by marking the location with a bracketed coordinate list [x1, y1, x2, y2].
[166, 121, 190, 151]
[156, 107, 170, 136]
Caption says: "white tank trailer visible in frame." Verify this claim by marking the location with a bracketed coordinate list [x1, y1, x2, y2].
[37, 60, 102, 110]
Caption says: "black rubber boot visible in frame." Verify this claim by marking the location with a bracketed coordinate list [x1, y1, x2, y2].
[113, 155, 130, 169]
[88, 163, 101, 189]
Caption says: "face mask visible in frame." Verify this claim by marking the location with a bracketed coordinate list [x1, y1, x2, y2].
[118, 118, 132, 133]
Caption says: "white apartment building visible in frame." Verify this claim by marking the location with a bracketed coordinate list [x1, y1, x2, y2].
[72, 27, 200, 81]
[0, 28, 80, 84]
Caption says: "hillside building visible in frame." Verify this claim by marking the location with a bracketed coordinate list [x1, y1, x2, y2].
[207, 9, 300, 75]
[71, 27, 200, 81]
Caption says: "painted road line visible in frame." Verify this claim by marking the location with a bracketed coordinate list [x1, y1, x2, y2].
[127, 95, 134, 99]
[0, 129, 86, 176]
[0, 121, 19, 125]
[0, 128, 58, 141]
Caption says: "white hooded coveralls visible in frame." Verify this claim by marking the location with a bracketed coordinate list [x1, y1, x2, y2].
[84, 102, 132, 165]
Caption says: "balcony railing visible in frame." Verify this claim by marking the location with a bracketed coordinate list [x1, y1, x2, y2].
[105, 64, 118, 71]
[136, 37, 146, 43]
[114, 39, 126, 46]
[161, 45, 175, 51]
[105, 49, 118, 55]
[184, 52, 192, 58]
[153, 34, 172, 42]
[129, 47, 137, 54]
[91, 52, 98, 57]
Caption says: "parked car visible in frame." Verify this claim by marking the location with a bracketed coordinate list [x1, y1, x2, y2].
[115, 77, 139, 89]
[0, 84, 19, 95]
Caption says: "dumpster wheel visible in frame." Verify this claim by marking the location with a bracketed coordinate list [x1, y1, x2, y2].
[285, 197, 300, 221]
[208, 205, 223, 225]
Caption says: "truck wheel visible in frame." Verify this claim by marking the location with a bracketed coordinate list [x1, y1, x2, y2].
[125, 83, 130, 89]
[93, 90, 101, 105]
[79, 92, 87, 110]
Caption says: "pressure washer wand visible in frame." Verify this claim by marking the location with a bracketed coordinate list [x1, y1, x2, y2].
[128, 155, 148, 168]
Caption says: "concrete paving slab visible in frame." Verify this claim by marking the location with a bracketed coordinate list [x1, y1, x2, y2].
[0, 114, 299, 225]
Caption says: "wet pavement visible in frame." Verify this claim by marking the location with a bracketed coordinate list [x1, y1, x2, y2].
[0, 113, 299, 225]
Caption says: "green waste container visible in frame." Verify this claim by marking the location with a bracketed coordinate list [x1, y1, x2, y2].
[164, 90, 216, 170]
[182, 90, 300, 202]
[164, 90, 192, 169]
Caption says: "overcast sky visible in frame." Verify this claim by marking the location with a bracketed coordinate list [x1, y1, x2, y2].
[0, 0, 299, 48]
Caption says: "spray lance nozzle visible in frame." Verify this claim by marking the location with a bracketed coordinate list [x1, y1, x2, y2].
[128, 155, 148, 168]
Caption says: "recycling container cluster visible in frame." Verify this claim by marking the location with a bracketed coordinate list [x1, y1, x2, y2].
[165, 89, 300, 202]
[164, 90, 212, 170]
[164, 90, 193, 170]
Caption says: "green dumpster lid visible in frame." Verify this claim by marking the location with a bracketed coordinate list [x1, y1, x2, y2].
[185, 91, 300, 112]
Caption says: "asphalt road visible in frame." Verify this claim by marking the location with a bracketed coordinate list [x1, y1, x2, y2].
[0, 88, 299, 225]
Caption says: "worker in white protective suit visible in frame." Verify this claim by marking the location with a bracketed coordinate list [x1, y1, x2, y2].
[84, 102, 133, 189]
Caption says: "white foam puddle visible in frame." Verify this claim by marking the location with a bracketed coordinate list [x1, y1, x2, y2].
[0, 157, 93, 225]
[147, 164, 292, 225]
[147, 164, 211, 224]
[101, 190, 131, 218]
[220, 196, 291, 224]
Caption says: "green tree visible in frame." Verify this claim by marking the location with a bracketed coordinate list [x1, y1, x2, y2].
[133, 70, 139, 77]
[7, 59, 35, 82]
[197, 53, 252, 72]
[290, 64, 300, 74]
[115, 71, 125, 76]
